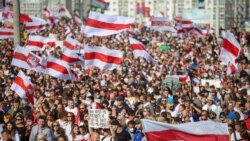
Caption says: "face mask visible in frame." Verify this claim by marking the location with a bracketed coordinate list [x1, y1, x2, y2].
[129, 128, 135, 132]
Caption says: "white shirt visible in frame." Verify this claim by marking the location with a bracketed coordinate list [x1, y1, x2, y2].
[231, 131, 242, 141]
[65, 106, 78, 116]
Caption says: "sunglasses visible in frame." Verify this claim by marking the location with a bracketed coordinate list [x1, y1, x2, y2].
[53, 125, 59, 127]
[16, 118, 22, 121]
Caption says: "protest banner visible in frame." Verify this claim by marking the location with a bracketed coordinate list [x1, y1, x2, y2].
[201, 79, 221, 88]
[88, 109, 109, 128]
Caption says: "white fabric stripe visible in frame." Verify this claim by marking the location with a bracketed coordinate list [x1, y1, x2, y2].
[142, 119, 229, 135]
[85, 46, 123, 58]
[11, 83, 26, 98]
[84, 26, 129, 37]
[11, 59, 30, 69]
[88, 11, 133, 24]
[151, 17, 171, 22]
[85, 59, 120, 70]
[129, 37, 144, 46]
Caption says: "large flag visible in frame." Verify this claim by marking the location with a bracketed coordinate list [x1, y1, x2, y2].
[219, 31, 241, 65]
[20, 13, 46, 24]
[84, 11, 133, 36]
[0, 28, 14, 39]
[11, 70, 34, 105]
[11, 46, 46, 74]
[85, 46, 123, 70]
[46, 57, 76, 81]
[129, 37, 156, 63]
[142, 119, 229, 141]
[90, 0, 109, 10]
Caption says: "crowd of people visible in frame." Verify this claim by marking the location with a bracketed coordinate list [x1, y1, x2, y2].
[0, 15, 249, 141]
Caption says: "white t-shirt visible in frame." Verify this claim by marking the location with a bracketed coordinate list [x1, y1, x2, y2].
[65, 106, 78, 116]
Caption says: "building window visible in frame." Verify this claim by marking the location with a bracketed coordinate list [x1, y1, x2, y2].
[130, 1, 133, 4]
[113, 8, 116, 12]
[148, 1, 152, 5]
[130, 8, 134, 11]
[113, 2, 116, 5]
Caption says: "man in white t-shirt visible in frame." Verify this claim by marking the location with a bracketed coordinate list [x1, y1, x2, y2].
[65, 98, 78, 116]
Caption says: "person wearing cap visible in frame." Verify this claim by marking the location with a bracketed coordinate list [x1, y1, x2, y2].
[115, 96, 129, 115]
[202, 94, 218, 115]
[110, 119, 131, 141]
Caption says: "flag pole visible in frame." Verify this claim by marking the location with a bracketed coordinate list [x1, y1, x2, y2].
[13, 0, 21, 47]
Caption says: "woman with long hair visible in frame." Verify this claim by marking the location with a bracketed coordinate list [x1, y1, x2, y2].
[4, 121, 20, 141]
[63, 112, 75, 138]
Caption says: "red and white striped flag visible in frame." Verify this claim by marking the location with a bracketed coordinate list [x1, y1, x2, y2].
[0, 28, 14, 39]
[74, 11, 83, 25]
[45, 34, 57, 48]
[129, 38, 156, 63]
[11, 46, 46, 74]
[20, 13, 46, 24]
[85, 46, 123, 70]
[84, 11, 133, 36]
[219, 31, 241, 65]
[63, 36, 81, 50]
[11, 70, 34, 105]
[24, 21, 45, 33]
[46, 57, 76, 81]
[26, 35, 46, 51]
[60, 48, 84, 65]
[142, 119, 229, 141]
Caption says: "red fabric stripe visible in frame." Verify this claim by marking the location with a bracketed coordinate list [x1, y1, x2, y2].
[26, 93, 34, 105]
[0, 31, 14, 35]
[145, 130, 229, 141]
[60, 54, 79, 63]
[20, 14, 33, 23]
[230, 64, 236, 74]
[97, 0, 109, 5]
[85, 52, 122, 64]
[27, 41, 44, 48]
[182, 20, 193, 24]
[131, 44, 145, 50]
[63, 41, 75, 50]
[14, 76, 28, 91]
[25, 25, 42, 30]
[13, 52, 27, 62]
[222, 39, 240, 57]
[179, 76, 188, 82]
[86, 18, 130, 31]
[47, 61, 69, 74]
[46, 42, 55, 47]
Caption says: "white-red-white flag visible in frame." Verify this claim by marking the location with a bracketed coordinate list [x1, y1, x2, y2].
[11, 46, 46, 74]
[171, 75, 189, 83]
[24, 21, 45, 33]
[60, 48, 84, 65]
[63, 36, 81, 50]
[84, 11, 133, 36]
[85, 46, 123, 70]
[150, 17, 176, 33]
[0, 28, 14, 39]
[11, 70, 34, 105]
[46, 57, 76, 81]
[129, 38, 156, 63]
[142, 119, 229, 141]
[219, 31, 241, 65]
[26, 35, 46, 51]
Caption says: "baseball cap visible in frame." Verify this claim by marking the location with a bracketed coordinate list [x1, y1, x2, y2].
[116, 95, 124, 101]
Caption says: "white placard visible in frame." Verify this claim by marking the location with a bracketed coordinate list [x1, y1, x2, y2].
[88, 109, 109, 129]
[201, 79, 221, 88]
